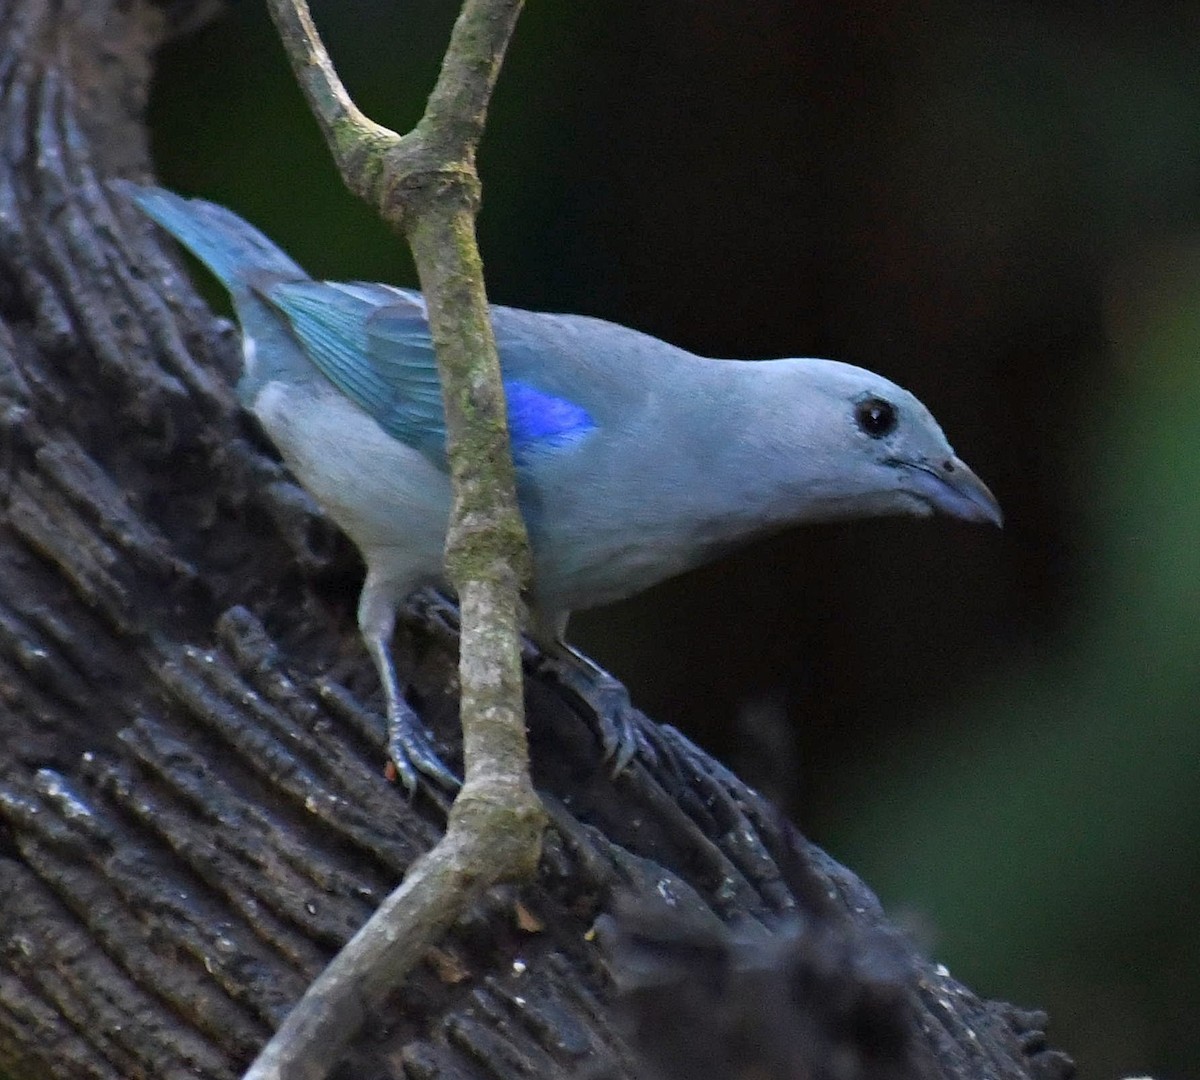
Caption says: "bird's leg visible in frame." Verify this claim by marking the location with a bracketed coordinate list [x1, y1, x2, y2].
[534, 642, 653, 775]
[358, 576, 460, 794]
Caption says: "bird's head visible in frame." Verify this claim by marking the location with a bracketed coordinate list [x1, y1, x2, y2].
[771, 358, 1003, 528]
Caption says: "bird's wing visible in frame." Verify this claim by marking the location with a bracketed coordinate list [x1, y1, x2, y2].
[262, 281, 443, 455]
[264, 280, 596, 464]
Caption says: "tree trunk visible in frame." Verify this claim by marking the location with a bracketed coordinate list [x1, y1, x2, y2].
[0, 3, 1076, 1078]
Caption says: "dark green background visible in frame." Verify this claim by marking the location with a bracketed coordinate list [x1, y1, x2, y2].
[149, 2, 1200, 1076]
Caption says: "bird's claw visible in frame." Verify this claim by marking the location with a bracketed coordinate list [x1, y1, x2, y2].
[385, 698, 461, 796]
[539, 652, 655, 775]
[590, 681, 642, 774]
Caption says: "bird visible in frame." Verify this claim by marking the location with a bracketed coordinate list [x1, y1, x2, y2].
[119, 182, 1002, 793]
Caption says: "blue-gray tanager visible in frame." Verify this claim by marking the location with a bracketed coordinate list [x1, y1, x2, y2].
[121, 184, 1002, 792]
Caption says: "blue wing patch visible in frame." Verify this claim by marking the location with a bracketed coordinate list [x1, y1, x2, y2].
[265, 280, 595, 464]
[505, 380, 596, 451]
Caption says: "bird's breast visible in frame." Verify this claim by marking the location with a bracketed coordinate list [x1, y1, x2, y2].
[251, 380, 451, 557]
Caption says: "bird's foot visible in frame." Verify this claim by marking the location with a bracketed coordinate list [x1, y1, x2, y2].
[384, 695, 461, 796]
[536, 647, 656, 774]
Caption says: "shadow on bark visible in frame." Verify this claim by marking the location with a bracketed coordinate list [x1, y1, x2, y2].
[0, 2, 1076, 1078]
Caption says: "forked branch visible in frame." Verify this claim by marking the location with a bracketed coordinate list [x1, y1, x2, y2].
[246, 3, 543, 1078]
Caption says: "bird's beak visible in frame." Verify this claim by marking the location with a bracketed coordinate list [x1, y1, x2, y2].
[904, 455, 1003, 527]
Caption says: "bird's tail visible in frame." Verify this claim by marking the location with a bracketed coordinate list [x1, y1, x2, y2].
[114, 180, 307, 291]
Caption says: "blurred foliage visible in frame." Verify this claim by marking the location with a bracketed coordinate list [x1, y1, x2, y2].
[839, 253, 1200, 1075]
[147, 2, 1200, 1077]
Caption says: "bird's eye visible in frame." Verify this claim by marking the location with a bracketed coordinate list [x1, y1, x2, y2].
[854, 397, 898, 438]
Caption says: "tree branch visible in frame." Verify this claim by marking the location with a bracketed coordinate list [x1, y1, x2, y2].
[247, 2, 542, 1077]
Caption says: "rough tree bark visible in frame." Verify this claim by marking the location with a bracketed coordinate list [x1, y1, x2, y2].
[0, 3, 1077, 1079]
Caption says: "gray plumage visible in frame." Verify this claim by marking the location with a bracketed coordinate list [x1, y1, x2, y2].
[121, 182, 1002, 791]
